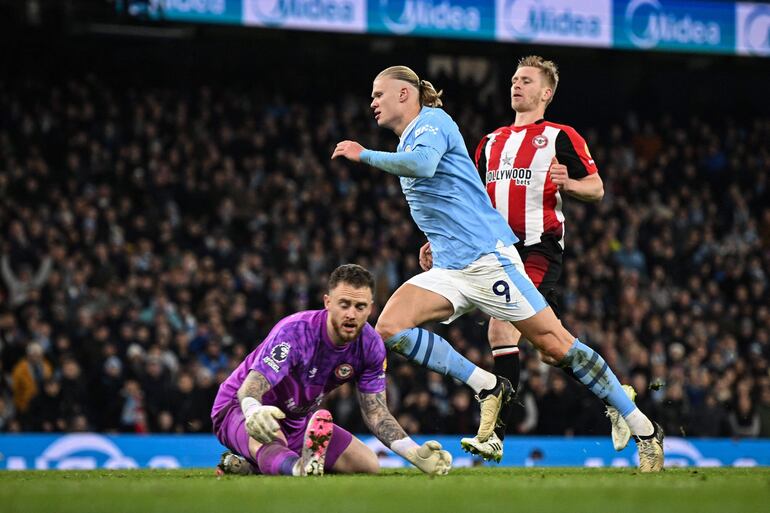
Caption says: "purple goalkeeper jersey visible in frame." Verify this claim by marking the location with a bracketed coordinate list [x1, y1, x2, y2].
[211, 309, 386, 422]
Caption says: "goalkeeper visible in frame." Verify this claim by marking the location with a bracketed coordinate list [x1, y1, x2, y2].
[211, 264, 451, 477]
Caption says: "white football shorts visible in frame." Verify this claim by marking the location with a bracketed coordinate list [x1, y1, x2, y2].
[406, 243, 549, 323]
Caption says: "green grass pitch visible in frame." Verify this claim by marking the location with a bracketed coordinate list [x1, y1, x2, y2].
[2, 467, 769, 513]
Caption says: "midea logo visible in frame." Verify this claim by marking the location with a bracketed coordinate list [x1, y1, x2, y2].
[502, 0, 602, 40]
[625, 0, 721, 49]
[379, 0, 481, 35]
[247, 0, 355, 25]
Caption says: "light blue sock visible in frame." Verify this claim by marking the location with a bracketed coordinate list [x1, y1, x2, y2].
[385, 328, 477, 384]
[561, 339, 635, 417]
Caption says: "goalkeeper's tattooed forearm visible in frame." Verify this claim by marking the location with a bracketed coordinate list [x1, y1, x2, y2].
[358, 391, 408, 446]
[238, 371, 271, 402]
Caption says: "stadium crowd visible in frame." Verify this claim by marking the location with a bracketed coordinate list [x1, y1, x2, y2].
[1, 72, 769, 440]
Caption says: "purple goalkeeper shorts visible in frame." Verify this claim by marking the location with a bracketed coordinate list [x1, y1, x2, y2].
[213, 400, 353, 473]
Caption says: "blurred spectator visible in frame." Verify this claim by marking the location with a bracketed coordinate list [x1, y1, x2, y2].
[403, 389, 441, 434]
[198, 340, 228, 375]
[444, 389, 478, 434]
[60, 356, 89, 424]
[536, 371, 580, 436]
[172, 372, 208, 433]
[156, 411, 175, 433]
[1, 252, 52, 308]
[27, 379, 66, 432]
[120, 379, 147, 433]
[727, 394, 760, 438]
[96, 356, 125, 431]
[689, 393, 727, 437]
[758, 386, 770, 438]
[658, 382, 690, 437]
[11, 342, 52, 417]
[614, 235, 647, 277]
[141, 356, 174, 431]
[0, 395, 16, 432]
[193, 368, 216, 433]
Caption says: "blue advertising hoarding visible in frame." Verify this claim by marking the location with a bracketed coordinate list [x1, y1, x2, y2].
[242, 0, 367, 33]
[149, 0, 243, 24]
[366, 0, 496, 40]
[1, 433, 768, 470]
[495, 0, 613, 48]
[613, 0, 736, 54]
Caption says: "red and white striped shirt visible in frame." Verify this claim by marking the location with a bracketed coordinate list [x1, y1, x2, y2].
[475, 119, 598, 247]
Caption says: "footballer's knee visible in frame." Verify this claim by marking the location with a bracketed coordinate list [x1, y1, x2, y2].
[514, 309, 573, 362]
[334, 440, 380, 474]
[375, 316, 409, 345]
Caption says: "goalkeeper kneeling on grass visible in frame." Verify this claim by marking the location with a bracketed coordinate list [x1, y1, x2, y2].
[211, 264, 451, 477]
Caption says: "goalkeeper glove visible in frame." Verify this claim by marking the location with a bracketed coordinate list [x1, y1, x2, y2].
[242, 398, 285, 444]
[392, 438, 452, 475]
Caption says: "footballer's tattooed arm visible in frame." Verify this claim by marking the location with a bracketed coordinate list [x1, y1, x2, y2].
[358, 390, 408, 447]
[237, 370, 272, 403]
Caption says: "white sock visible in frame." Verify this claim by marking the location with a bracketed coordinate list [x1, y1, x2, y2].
[467, 368, 497, 394]
[624, 408, 654, 437]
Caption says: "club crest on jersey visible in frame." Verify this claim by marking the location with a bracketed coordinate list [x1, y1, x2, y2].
[270, 342, 291, 363]
[335, 363, 354, 380]
[532, 134, 549, 148]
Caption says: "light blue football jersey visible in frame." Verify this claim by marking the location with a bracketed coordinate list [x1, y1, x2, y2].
[397, 107, 517, 269]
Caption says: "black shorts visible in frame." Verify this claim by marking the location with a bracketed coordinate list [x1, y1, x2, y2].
[515, 238, 563, 317]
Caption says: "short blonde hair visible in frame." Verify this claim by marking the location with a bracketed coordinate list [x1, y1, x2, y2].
[517, 55, 559, 105]
[376, 66, 443, 108]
